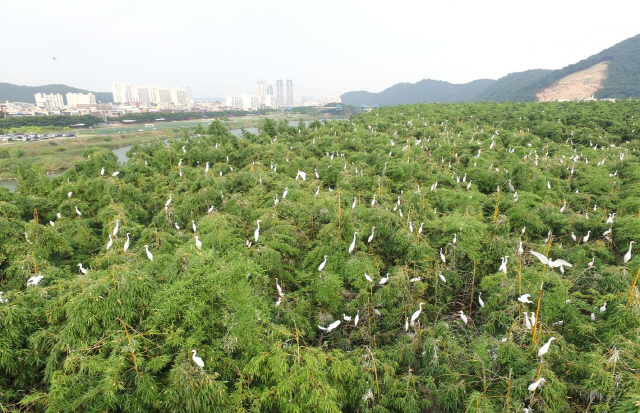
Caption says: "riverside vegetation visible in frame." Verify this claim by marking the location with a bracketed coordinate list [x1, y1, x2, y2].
[0, 101, 639, 412]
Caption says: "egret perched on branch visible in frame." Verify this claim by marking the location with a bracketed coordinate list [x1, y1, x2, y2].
[518, 241, 524, 255]
[100, 167, 105, 176]
[599, 302, 607, 313]
[112, 219, 120, 237]
[410, 302, 424, 327]
[528, 377, 545, 392]
[583, 231, 591, 243]
[75, 206, 82, 216]
[192, 220, 197, 233]
[538, 337, 556, 358]
[124, 233, 130, 252]
[371, 195, 376, 206]
[27, 274, 44, 286]
[560, 202, 567, 213]
[606, 213, 615, 224]
[342, 314, 351, 321]
[440, 248, 446, 264]
[275, 278, 284, 298]
[349, 232, 358, 254]
[112, 171, 120, 177]
[439, 273, 447, 283]
[165, 194, 172, 209]
[587, 257, 595, 267]
[282, 187, 288, 199]
[195, 236, 202, 250]
[379, 273, 389, 285]
[314, 186, 320, 197]
[318, 255, 327, 271]
[318, 320, 341, 332]
[368, 227, 375, 244]
[144, 245, 154, 261]
[352, 197, 357, 209]
[571, 232, 577, 242]
[478, 292, 485, 307]
[418, 223, 424, 235]
[354, 310, 360, 326]
[191, 350, 204, 368]
[624, 241, 634, 263]
[518, 294, 533, 304]
[254, 220, 261, 243]
[77, 263, 88, 274]
[364, 272, 373, 283]
[68, 191, 73, 198]
[459, 311, 468, 324]
[498, 256, 508, 274]
[106, 235, 113, 250]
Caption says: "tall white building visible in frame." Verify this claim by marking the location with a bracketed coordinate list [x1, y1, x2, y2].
[241, 94, 259, 111]
[112, 82, 133, 103]
[226, 95, 242, 110]
[257, 80, 266, 106]
[34, 93, 64, 110]
[66, 93, 96, 107]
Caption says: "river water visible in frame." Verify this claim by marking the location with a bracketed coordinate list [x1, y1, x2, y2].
[0, 119, 346, 192]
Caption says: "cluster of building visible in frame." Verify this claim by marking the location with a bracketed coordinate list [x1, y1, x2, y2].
[225, 80, 341, 111]
[111, 82, 194, 107]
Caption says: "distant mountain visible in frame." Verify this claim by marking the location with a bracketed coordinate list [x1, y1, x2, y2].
[0, 83, 113, 104]
[341, 33, 640, 105]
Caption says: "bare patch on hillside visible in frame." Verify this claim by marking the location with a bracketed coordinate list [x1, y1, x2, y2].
[536, 62, 609, 101]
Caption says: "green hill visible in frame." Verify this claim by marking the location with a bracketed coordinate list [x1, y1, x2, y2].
[341, 33, 640, 105]
[0, 83, 113, 104]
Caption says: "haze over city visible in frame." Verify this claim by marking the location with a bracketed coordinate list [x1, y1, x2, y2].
[2, 0, 640, 98]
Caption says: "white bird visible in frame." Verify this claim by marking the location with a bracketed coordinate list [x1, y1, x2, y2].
[547, 181, 551, 190]
[349, 232, 358, 254]
[75, 206, 82, 216]
[314, 186, 320, 197]
[192, 220, 197, 233]
[409, 277, 421, 283]
[529, 250, 573, 271]
[560, 202, 567, 213]
[77, 263, 88, 274]
[205, 162, 210, 175]
[440, 248, 446, 264]
[368, 227, 375, 244]
[518, 294, 533, 304]
[352, 197, 357, 209]
[254, 220, 261, 242]
[379, 273, 390, 285]
[529, 312, 536, 327]
[342, 314, 351, 322]
[124, 233, 130, 252]
[275, 278, 284, 298]
[56, 212, 62, 219]
[405, 317, 409, 331]
[452, 233, 457, 245]
[144, 245, 154, 261]
[587, 257, 595, 267]
[165, 194, 172, 208]
[0, 292, 7, 303]
[524, 313, 532, 329]
[364, 272, 373, 283]
[599, 302, 607, 313]
[174, 222, 181, 230]
[100, 167, 105, 176]
[410, 302, 424, 327]
[439, 273, 447, 283]
[112, 171, 120, 177]
[538, 337, 556, 358]
[571, 232, 577, 242]
[318, 320, 341, 332]
[274, 195, 279, 205]
[418, 223, 424, 235]
[624, 241, 634, 263]
[606, 213, 615, 224]
[195, 236, 202, 250]
[106, 235, 113, 250]
[478, 292, 484, 307]
[282, 187, 288, 199]
[498, 256, 508, 274]
[207, 205, 215, 213]
[521, 226, 526, 235]
[49, 221, 55, 226]
[371, 195, 376, 206]
[354, 310, 360, 326]
[528, 377, 546, 392]
[318, 255, 327, 271]
[459, 310, 468, 325]
[408, 222, 414, 233]
[191, 350, 204, 368]
[583, 231, 591, 243]
[112, 219, 120, 237]
[27, 274, 44, 286]
[68, 191, 73, 198]
[518, 241, 524, 255]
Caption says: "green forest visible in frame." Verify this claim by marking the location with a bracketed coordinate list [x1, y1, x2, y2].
[0, 101, 639, 412]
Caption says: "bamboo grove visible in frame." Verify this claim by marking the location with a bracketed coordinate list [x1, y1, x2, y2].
[1, 101, 639, 412]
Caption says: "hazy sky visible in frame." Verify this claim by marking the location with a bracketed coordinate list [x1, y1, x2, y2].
[3, 0, 639, 98]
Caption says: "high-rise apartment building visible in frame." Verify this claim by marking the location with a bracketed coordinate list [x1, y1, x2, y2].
[286, 79, 293, 106]
[266, 84, 273, 95]
[66, 93, 96, 107]
[112, 83, 191, 106]
[276, 80, 283, 107]
[34, 93, 64, 109]
[257, 80, 266, 106]
[112, 82, 133, 103]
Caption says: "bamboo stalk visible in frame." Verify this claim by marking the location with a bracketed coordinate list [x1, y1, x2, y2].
[531, 282, 544, 344]
[505, 369, 512, 413]
[626, 267, 640, 308]
[529, 362, 544, 408]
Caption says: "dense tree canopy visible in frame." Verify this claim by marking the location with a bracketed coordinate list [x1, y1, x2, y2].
[1, 101, 639, 412]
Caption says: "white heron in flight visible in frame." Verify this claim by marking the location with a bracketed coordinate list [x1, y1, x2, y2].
[318, 319, 341, 332]
[518, 294, 533, 304]
[27, 274, 44, 286]
[349, 232, 358, 254]
[191, 350, 204, 368]
[530, 250, 573, 273]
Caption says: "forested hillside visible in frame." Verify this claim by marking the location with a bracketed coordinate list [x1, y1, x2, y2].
[1, 101, 639, 412]
[0, 83, 113, 104]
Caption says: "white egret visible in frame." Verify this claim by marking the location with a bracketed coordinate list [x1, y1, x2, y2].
[112, 171, 120, 177]
[410, 302, 424, 327]
[418, 223, 424, 235]
[538, 337, 556, 358]
[354, 310, 360, 326]
[518, 294, 533, 304]
[314, 186, 320, 197]
[275, 278, 284, 298]
[606, 213, 615, 224]
[571, 232, 577, 242]
[404, 317, 409, 331]
[529, 312, 536, 327]
[583, 231, 591, 243]
[522, 226, 526, 235]
[56, 212, 62, 219]
[364, 272, 373, 283]
[379, 273, 389, 285]
[49, 221, 55, 227]
[174, 222, 180, 230]
[624, 241, 634, 263]
[439, 273, 447, 283]
[318, 255, 327, 271]
[368, 227, 375, 244]
[78, 263, 88, 274]
[282, 187, 288, 199]
[315, 168, 319, 179]
[195, 236, 202, 250]
[205, 162, 210, 175]
[192, 220, 197, 233]
[530, 250, 573, 272]
[191, 350, 204, 368]
[124, 233, 130, 252]
[371, 195, 376, 206]
[459, 310, 468, 325]
[178, 159, 183, 167]
[498, 256, 508, 274]
[106, 235, 113, 250]
[528, 378, 546, 392]
[478, 292, 484, 307]
[0, 292, 7, 303]
[410, 277, 421, 283]
[254, 220, 261, 243]
[144, 245, 154, 261]
[588, 257, 595, 267]
[440, 248, 446, 263]
[100, 167, 105, 176]
[599, 302, 607, 313]
[75, 206, 82, 216]
[547, 181, 551, 190]
[352, 197, 357, 209]
[349, 232, 358, 254]
[409, 222, 414, 233]
[524, 313, 532, 329]
[452, 233, 457, 245]
[112, 219, 120, 237]
[274, 195, 279, 205]
[27, 274, 44, 286]
[68, 191, 73, 198]
[165, 194, 172, 209]
[342, 314, 352, 321]
[318, 320, 341, 332]
[518, 241, 524, 255]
